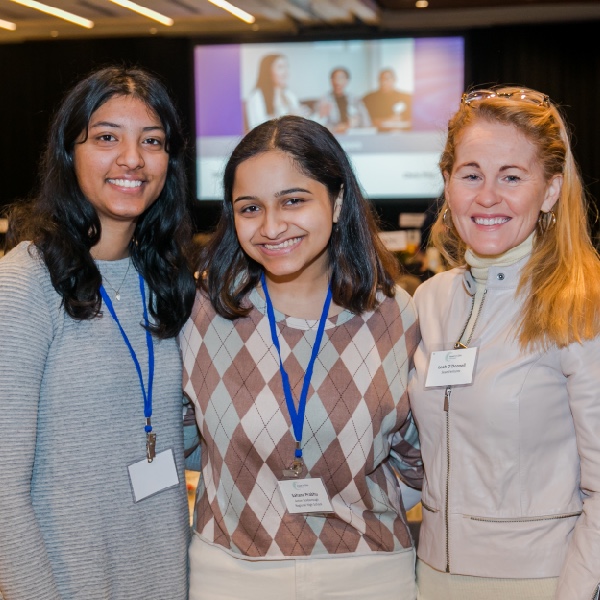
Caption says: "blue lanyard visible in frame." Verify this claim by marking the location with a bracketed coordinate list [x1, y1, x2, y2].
[99, 273, 155, 438]
[260, 272, 332, 464]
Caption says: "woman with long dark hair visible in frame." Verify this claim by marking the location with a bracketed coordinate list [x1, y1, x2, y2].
[245, 54, 306, 130]
[181, 115, 422, 600]
[0, 65, 196, 599]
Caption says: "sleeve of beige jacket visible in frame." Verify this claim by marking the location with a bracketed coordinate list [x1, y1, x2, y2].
[556, 336, 600, 600]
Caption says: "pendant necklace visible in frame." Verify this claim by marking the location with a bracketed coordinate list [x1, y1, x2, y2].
[101, 259, 131, 301]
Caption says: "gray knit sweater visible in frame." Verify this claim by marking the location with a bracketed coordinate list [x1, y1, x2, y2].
[0, 242, 189, 600]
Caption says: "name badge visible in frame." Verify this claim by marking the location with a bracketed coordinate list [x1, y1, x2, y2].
[278, 478, 334, 514]
[425, 347, 478, 387]
[127, 448, 180, 503]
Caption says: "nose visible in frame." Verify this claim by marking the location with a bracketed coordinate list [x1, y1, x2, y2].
[116, 139, 144, 170]
[475, 179, 501, 208]
[260, 207, 287, 239]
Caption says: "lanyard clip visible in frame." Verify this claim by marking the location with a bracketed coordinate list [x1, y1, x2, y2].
[282, 441, 305, 478]
[146, 432, 156, 462]
[282, 458, 305, 479]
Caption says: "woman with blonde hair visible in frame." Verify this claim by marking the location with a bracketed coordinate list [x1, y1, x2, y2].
[408, 85, 600, 599]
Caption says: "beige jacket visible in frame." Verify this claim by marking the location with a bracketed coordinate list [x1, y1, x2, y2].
[408, 257, 600, 600]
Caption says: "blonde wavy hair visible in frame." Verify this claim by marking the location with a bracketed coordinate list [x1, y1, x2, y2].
[431, 85, 600, 349]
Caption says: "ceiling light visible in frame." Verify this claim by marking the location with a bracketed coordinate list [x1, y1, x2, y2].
[207, 0, 255, 24]
[415, 0, 429, 6]
[0, 18, 17, 30]
[9, 0, 94, 28]
[108, 0, 173, 26]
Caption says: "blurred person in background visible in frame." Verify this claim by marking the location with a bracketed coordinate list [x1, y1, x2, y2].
[245, 54, 307, 130]
[316, 67, 371, 133]
[362, 68, 413, 132]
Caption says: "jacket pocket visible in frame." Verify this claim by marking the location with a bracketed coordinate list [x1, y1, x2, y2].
[421, 500, 439, 513]
[464, 511, 581, 523]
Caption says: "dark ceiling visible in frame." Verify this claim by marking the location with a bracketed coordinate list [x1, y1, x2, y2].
[0, 0, 598, 43]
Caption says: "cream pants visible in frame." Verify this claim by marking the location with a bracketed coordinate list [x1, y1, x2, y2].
[416, 559, 558, 600]
[189, 533, 417, 600]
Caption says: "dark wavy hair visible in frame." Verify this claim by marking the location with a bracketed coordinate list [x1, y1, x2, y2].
[201, 115, 399, 319]
[12, 65, 195, 338]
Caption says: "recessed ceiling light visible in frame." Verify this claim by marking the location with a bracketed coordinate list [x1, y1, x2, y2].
[9, 0, 94, 28]
[108, 0, 173, 26]
[207, 0, 256, 24]
[0, 18, 17, 30]
[416, 0, 429, 7]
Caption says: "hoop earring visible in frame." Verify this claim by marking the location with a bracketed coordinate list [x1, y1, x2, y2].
[442, 208, 451, 227]
[537, 210, 557, 235]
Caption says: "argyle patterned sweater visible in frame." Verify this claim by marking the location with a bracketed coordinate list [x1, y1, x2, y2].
[180, 286, 422, 559]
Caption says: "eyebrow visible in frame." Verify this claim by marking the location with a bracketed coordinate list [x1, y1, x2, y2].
[499, 164, 526, 172]
[89, 121, 164, 132]
[457, 161, 527, 172]
[233, 187, 312, 203]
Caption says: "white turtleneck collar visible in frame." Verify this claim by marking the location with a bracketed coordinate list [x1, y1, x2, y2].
[465, 231, 535, 285]
[456, 231, 535, 347]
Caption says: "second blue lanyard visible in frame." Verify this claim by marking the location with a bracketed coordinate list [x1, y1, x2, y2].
[260, 272, 332, 465]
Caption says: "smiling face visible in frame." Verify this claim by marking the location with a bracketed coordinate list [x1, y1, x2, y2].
[73, 94, 169, 239]
[444, 119, 562, 256]
[232, 150, 340, 285]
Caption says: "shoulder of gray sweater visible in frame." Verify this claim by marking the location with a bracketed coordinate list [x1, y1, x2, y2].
[0, 241, 64, 331]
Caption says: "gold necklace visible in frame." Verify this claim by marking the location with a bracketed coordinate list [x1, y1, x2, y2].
[454, 288, 487, 349]
[102, 260, 131, 301]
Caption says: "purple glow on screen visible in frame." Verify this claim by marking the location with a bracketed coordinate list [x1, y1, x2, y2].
[195, 45, 243, 137]
[413, 37, 464, 131]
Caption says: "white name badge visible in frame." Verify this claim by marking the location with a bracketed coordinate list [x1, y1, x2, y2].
[127, 448, 180, 503]
[278, 478, 334, 514]
[425, 347, 478, 387]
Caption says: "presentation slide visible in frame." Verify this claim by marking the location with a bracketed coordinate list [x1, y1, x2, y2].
[194, 37, 464, 200]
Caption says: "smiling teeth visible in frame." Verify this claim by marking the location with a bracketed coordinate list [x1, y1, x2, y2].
[108, 179, 142, 188]
[264, 237, 301, 250]
[474, 216, 510, 225]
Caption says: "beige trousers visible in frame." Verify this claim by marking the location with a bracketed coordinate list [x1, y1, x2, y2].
[189, 533, 417, 600]
[416, 559, 558, 600]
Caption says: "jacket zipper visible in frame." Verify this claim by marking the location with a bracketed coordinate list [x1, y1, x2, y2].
[442, 287, 486, 575]
[467, 511, 581, 523]
[444, 386, 451, 573]
[591, 583, 600, 600]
